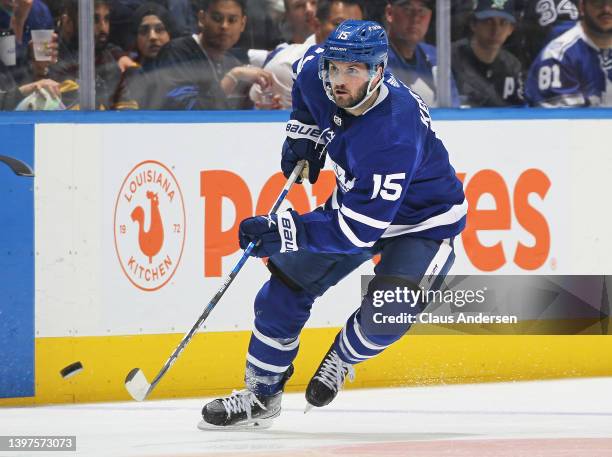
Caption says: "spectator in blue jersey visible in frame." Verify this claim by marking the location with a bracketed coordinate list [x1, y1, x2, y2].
[515, 0, 580, 70]
[452, 0, 524, 106]
[199, 20, 467, 429]
[385, 0, 460, 106]
[526, 0, 612, 107]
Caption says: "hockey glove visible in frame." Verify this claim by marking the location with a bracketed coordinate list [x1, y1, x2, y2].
[281, 110, 327, 184]
[239, 210, 304, 258]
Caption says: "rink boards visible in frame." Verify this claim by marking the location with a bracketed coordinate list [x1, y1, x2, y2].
[1, 109, 612, 405]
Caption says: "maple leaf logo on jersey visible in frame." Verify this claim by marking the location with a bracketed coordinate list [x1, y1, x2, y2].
[386, 75, 401, 88]
[599, 50, 612, 72]
[330, 159, 355, 193]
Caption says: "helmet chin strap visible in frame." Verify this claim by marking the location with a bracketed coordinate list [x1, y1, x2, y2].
[346, 72, 384, 111]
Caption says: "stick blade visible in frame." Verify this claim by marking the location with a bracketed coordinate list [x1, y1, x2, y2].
[0, 155, 34, 177]
[125, 368, 150, 402]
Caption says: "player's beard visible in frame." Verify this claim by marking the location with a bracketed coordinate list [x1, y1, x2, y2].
[583, 9, 612, 36]
[333, 80, 369, 109]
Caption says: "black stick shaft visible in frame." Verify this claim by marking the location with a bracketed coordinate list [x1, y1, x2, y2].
[144, 161, 305, 397]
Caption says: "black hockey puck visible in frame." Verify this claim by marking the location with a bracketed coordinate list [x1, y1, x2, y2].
[60, 362, 83, 379]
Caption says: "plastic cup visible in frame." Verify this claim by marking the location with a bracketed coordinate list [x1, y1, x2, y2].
[0, 33, 16, 66]
[31, 29, 54, 62]
[258, 90, 276, 109]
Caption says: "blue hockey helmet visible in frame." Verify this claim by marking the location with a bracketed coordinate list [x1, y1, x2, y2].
[318, 20, 388, 107]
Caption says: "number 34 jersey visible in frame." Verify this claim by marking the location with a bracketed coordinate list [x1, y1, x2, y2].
[290, 46, 467, 254]
[526, 23, 612, 107]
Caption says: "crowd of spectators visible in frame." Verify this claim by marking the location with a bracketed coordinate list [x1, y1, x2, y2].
[0, 0, 610, 110]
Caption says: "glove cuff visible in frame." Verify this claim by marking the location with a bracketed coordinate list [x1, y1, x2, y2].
[286, 119, 326, 145]
[277, 210, 300, 253]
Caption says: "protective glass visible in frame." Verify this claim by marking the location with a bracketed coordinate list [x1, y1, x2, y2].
[138, 23, 167, 36]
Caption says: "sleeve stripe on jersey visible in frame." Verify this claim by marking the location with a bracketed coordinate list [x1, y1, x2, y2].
[340, 205, 391, 230]
[541, 26, 580, 61]
[538, 93, 585, 107]
[331, 188, 339, 209]
[338, 211, 376, 248]
[381, 199, 468, 238]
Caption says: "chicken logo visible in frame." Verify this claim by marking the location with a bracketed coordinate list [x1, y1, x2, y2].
[114, 160, 186, 291]
[132, 191, 164, 264]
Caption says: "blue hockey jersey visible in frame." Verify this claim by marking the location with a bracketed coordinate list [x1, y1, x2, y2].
[525, 23, 612, 107]
[387, 42, 461, 108]
[289, 45, 467, 254]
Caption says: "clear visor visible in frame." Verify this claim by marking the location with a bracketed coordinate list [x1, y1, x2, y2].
[321, 59, 375, 86]
[320, 59, 378, 99]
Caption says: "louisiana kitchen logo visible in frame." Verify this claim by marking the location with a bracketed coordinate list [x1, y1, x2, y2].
[114, 160, 186, 291]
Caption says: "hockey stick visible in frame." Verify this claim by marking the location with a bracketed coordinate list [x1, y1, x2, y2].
[125, 160, 306, 401]
[0, 155, 34, 177]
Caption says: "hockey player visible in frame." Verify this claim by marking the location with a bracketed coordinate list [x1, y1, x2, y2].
[199, 20, 467, 429]
[525, 0, 612, 106]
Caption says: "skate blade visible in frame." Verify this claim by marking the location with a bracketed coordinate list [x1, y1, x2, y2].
[197, 418, 274, 431]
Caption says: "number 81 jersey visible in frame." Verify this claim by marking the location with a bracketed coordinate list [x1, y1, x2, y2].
[290, 45, 467, 254]
[525, 23, 612, 107]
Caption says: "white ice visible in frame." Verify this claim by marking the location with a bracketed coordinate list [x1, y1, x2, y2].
[2, 377, 612, 457]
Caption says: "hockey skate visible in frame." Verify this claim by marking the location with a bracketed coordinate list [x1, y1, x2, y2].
[198, 365, 293, 430]
[305, 347, 354, 411]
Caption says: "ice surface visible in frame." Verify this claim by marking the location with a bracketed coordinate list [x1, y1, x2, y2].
[2, 377, 612, 456]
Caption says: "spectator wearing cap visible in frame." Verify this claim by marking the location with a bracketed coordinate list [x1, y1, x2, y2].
[152, 0, 274, 109]
[526, 0, 612, 107]
[385, 0, 460, 106]
[451, 0, 524, 107]
[250, 0, 364, 109]
[121, 2, 176, 109]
